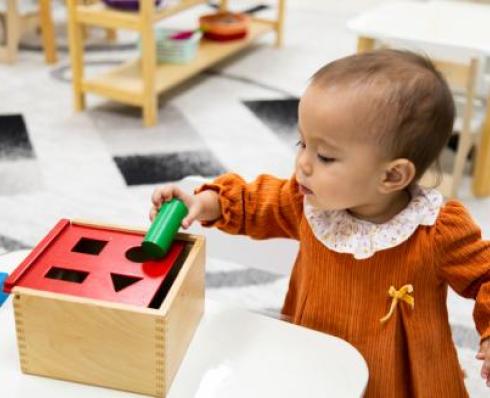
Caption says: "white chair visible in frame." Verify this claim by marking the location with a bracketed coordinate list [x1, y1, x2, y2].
[420, 57, 486, 198]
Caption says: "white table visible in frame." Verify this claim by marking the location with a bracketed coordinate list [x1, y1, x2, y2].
[0, 250, 368, 398]
[347, 0, 490, 197]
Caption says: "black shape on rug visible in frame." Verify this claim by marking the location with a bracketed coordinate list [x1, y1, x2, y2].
[0, 114, 35, 160]
[243, 98, 299, 143]
[114, 150, 226, 186]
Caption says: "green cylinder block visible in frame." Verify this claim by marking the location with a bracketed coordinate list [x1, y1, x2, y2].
[142, 198, 188, 258]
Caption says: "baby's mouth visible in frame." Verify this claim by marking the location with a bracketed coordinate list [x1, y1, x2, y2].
[299, 184, 313, 195]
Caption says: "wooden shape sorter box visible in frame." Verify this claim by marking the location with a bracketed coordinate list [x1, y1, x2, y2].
[3, 219, 205, 397]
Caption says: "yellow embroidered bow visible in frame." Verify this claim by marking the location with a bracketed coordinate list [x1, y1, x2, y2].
[380, 284, 414, 323]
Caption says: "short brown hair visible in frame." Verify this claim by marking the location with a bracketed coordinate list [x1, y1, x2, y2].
[311, 49, 455, 181]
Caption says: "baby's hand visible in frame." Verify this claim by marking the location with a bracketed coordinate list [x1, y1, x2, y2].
[476, 337, 490, 387]
[150, 184, 201, 229]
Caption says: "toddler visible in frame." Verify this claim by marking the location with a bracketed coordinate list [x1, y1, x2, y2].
[150, 50, 490, 397]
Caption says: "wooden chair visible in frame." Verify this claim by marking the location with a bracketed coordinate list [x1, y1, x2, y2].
[0, 0, 57, 63]
[420, 57, 485, 198]
[0, 0, 115, 64]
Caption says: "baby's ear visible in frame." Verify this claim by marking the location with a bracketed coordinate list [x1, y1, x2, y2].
[379, 158, 416, 193]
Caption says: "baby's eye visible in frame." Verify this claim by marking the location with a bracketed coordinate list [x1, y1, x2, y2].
[317, 154, 335, 163]
[295, 140, 306, 149]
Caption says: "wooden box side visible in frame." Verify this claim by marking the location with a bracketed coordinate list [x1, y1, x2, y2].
[161, 233, 205, 394]
[13, 287, 164, 397]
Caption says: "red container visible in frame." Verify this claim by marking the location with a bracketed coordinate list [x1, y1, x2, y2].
[199, 12, 250, 41]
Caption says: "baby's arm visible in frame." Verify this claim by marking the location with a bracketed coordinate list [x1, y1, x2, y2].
[193, 173, 303, 240]
[434, 202, 490, 387]
[150, 173, 303, 240]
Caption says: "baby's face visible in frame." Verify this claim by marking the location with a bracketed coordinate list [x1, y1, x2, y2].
[295, 83, 389, 212]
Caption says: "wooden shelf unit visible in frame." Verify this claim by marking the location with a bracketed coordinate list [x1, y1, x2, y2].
[67, 0, 286, 126]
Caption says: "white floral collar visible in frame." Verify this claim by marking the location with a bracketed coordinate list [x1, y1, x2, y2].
[303, 185, 443, 260]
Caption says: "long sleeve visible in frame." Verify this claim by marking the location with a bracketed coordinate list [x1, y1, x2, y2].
[195, 173, 303, 240]
[434, 201, 490, 341]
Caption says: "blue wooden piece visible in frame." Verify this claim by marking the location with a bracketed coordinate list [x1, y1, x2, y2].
[0, 272, 9, 306]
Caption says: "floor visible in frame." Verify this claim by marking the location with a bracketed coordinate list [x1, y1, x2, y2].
[0, 0, 489, 396]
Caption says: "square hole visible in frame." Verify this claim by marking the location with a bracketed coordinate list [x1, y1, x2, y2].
[72, 238, 107, 255]
[45, 267, 89, 284]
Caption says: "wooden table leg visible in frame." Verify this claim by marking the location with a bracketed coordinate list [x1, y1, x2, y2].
[472, 99, 490, 197]
[275, 0, 286, 48]
[67, 0, 86, 111]
[2, 0, 20, 63]
[39, 0, 58, 64]
[141, 0, 157, 127]
[357, 36, 375, 53]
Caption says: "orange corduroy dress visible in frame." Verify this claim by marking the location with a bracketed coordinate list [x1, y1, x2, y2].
[198, 173, 490, 398]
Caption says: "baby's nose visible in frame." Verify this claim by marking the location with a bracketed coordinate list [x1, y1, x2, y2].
[298, 156, 313, 176]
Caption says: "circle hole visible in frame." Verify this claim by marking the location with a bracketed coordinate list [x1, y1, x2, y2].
[125, 246, 156, 263]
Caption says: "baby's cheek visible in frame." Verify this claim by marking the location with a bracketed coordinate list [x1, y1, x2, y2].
[352, 171, 379, 194]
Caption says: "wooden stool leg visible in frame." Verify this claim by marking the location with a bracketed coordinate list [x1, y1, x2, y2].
[473, 103, 490, 197]
[141, 0, 157, 127]
[275, 0, 286, 48]
[39, 0, 58, 64]
[4, 0, 20, 63]
[67, 0, 86, 111]
[143, 100, 157, 127]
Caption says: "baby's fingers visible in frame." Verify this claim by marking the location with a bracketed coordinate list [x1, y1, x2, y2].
[480, 359, 490, 386]
[149, 206, 158, 222]
[181, 205, 200, 229]
[151, 185, 190, 208]
[151, 187, 173, 208]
